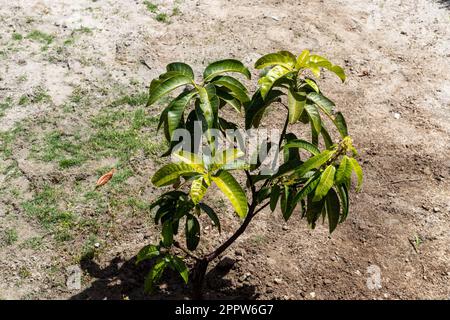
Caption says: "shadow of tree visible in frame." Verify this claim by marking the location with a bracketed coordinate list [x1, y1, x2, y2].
[69, 256, 258, 300]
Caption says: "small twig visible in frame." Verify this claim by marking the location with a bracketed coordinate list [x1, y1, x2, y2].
[140, 59, 152, 71]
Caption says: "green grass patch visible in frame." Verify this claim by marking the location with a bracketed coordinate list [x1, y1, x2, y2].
[12, 32, 23, 41]
[20, 236, 43, 250]
[1, 228, 18, 246]
[155, 13, 169, 23]
[27, 30, 54, 44]
[144, 1, 158, 13]
[110, 92, 149, 107]
[22, 186, 75, 242]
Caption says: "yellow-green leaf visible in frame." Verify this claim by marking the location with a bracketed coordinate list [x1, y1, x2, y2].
[349, 157, 363, 191]
[255, 51, 296, 70]
[295, 50, 310, 69]
[147, 75, 192, 106]
[258, 65, 291, 99]
[190, 176, 208, 205]
[313, 165, 336, 201]
[203, 59, 251, 81]
[172, 150, 205, 173]
[211, 170, 248, 218]
[287, 88, 306, 124]
[151, 162, 197, 187]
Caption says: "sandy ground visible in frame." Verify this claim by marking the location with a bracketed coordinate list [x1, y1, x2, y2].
[0, 0, 450, 299]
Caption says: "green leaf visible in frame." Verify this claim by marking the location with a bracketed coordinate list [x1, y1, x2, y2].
[304, 104, 322, 133]
[308, 55, 346, 82]
[295, 50, 310, 69]
[190, 176, 208, 205]
[168, 255, 189, 284]
[349, 157, 363, 191]
[216, 89, 241, 113]
[197, 84, 219, 128]
[334, 112, 348, 138]
[306, 196, 325, 229]
[292, 172, 321, 203]
[255, 51, 296, 70]
[330, 65, 346, 82]
[270, 185, 281, 212]
[147, 75, 193, 106]
[283, 139, 320, 156]
[313, 165, 336, 201]
[336, 183, 349, 222]
[166, 90, 197, 139]
[258, 65, 291, 99]
[144, 258, 167, 293]
[162, 220, 174, 247]
[287, 88, 306, 124]
[281, 186, 296, 221]
[320, 126, 334, 148]
[166, 62, 194, 80]
[335, 156, 352, 187]
[151, 162, 197, 187]
[203, 59, 251, 81]
[136, 244, 160, 264]
[222, 160, 250, 171]
[185, 214, 200, 250]
[293, 150, 333, 179]
[245, 89, 283, 129]
[199, 203, 221, 232]
[325, 188, 341, 233]
[307, 92, 335, 116]
[304, 78, 319, 93]
[211, 170, 248, 218]
[212, 76, 250, 103]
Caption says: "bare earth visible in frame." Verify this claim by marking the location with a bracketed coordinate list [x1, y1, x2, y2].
[0, 0, 449, 300]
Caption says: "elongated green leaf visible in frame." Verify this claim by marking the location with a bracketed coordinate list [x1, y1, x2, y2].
[305, 104, 322, 133]
[295, 50, 310, 69]
[136, 244, 160, 264]
[325, 188, 341, 233]
[308, 55, 346, 82]
[307, 92, 335, 115]
[284, 139, 320, 156]
[166, 62, 194, 80]
[281, 186, 297, 221]
[334, 112, 348, 138]
[349, 157, 363, 191]
[255, 51, 296, 70]
[166, 90, 197, 139]
[203, 59, 251, 81]
[211, 170, 248, 218]
[197, 84, 219, 128]
[245, 89, 283, 129]
[185, 214, 200, 250]
[293, 150, 333, 179]
[304, 78, 319, 93]
[190, 176, 208, 205]
[147, 75, 192, 106]
[335, 155, 352, 187]
[292, 172, 321, 203]
[258, 65, 291, 99]
[321, 126, 334, 148]
[162, 220, 174, 247]
[313, 165, 336, 201]
[306, 195, 325, 229]
[144, 258, 167, 293]
[216, 88, 241, 113]
[270, 185, 281, 212]
[336, 183, 349, 222]
[212, 76, 249, 103]
[287, 88, 306, 124]
[199, 203, 221, 232]
[168, 255, 189, 284]
[151, 162, 197, 187]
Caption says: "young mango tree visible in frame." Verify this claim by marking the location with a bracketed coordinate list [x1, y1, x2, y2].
[137, 50, 363, 299]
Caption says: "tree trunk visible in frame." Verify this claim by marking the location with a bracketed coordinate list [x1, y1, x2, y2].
[191, 259, 209, 300]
